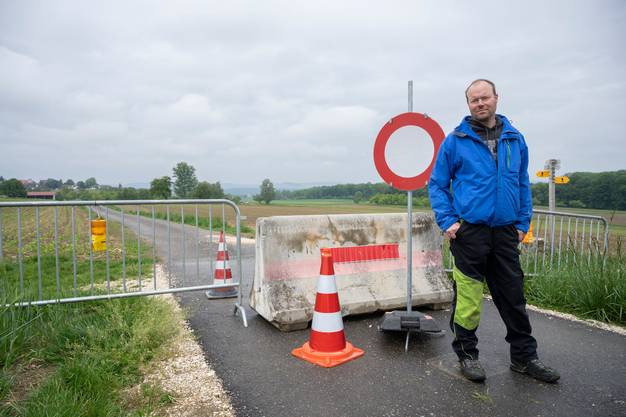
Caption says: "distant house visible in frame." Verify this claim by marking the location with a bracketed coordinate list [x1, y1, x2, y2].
[27, 191, 56, 200]
[20, 179, 36, 188]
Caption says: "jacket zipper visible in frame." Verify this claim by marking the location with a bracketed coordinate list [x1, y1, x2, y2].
[506, 141, 511, 169]
[494, 142, 501, 226]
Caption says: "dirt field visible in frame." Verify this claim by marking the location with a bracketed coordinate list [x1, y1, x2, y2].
[535, 205, 626, 230]
[112, 200, 422, 237]
[100, 200, 626, 241]
[238, 200, 421, 229]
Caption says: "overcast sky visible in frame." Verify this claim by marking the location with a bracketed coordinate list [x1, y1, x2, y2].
[1, 0, 625, 187]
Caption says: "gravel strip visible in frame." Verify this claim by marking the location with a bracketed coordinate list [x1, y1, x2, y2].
[525, 303, 626, 335]
[126, 264, 235, 417]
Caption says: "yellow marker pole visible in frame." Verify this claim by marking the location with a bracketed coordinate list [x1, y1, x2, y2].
[91, 219, 107, 251]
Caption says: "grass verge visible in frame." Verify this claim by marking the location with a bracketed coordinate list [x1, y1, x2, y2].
[1, 296, 182, 416]
[525, 240, 625, 325]
[1, 205, 183, 416]
[109, 205, 254, 237]
[442, 236, 625, 326]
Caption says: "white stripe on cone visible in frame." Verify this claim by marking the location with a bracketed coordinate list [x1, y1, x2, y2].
[214, 260, 231, 269]
[311, 311, 344, 333]
[316, 276, 338, 294]
[218, 242, 226, 251]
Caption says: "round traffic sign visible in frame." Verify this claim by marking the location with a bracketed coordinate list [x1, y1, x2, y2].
[373, 112, 445, 191]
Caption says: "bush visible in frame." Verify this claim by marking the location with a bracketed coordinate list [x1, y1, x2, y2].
[1, 178, 27, 198]
[368, 193, 430, 207]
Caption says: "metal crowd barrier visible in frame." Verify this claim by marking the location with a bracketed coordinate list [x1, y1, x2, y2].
[521, 209, 609, 276]
[443, 209, 609, 276]
[0, 199, 247, 326]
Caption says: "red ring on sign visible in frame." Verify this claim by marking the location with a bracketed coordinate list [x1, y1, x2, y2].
[373, 112, 445, 191]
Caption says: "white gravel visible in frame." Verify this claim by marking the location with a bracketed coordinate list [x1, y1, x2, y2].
[525, 303, 626, 335]
[126, 264, 236, 417]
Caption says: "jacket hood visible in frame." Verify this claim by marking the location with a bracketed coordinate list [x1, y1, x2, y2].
[453, 115, 521, 140]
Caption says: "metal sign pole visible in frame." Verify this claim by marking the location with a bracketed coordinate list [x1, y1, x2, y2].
[375, 80, 443, 349]
[405, 80, 414, 350]
[548, 159, 556, 213]
[407, 80, 413, 314]
[546, 159, 560, 246]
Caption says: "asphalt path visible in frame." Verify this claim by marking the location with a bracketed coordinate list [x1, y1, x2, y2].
[103, 208, 626, 417]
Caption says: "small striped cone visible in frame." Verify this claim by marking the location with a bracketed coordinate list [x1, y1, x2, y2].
[206, 231, 238, 299]
[291, 248, 364, 367]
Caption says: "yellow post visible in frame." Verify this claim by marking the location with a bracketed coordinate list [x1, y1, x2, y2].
[91, 219, 107, 251]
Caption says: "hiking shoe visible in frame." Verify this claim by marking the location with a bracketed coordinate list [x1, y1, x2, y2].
[459, 359, 486, 382]
[510, 358, 560, 383]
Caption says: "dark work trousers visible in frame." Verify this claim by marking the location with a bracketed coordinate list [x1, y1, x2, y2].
[449, 222, 538, 363]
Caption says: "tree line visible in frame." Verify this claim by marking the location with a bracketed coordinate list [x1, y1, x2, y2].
[0, 163, 238, 203]
[530, 170, 626, 210]
[277, 183, 430, 206]
[275, 170, 625, 210]
[3, 170, 623, 210]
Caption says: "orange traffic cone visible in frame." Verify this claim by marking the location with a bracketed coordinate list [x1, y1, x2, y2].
[292, 248, 364, 367]
[206, 231, 238, 299]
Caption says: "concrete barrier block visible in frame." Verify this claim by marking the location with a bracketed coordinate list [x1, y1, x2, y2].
[250, 213, 452, 331]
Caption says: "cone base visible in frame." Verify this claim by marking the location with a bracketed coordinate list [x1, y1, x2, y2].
[292, 341, 364, 368]
[205, 288, 238, 299]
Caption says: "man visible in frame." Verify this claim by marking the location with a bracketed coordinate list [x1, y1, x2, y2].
[428, 79, 560, 383]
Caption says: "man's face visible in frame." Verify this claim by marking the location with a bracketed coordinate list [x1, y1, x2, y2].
[466, 81, 498, 124]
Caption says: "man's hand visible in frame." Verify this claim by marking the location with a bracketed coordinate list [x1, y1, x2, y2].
[517, 229, 526, 242]
[446, 222, 461, 239]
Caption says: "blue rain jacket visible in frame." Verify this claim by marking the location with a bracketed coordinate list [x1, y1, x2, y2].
[428, 115, 532, 233]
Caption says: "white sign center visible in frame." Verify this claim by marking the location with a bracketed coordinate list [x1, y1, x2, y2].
[383, 125, 435, 178]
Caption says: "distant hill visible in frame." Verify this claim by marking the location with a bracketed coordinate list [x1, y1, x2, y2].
[124, 182, 150, 189]
[223, 182, 337, 197]
[120, 181, 338, 196]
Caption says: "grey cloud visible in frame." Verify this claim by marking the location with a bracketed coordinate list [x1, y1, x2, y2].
[1, 0, 624, 185]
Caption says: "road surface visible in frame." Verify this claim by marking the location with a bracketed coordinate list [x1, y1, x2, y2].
[105, 208, 626, 417]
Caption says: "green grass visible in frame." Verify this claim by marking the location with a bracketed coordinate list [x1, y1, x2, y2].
[271, 199, 357, 206]
[269, 198, 430, 209]
[471, 389, 494, 405]
[534, 205, 626, 236]
[442, 233, 625, 326]
[0, 296, 181, 416]
[0, 204, 181, 415]
[0, 206, 154, 302]
[524, 239, 625, 325]
[110, 205, 255, 236]
[136, 207, 254, 235]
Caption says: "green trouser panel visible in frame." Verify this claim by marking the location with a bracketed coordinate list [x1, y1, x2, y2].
[452, 266, 484, 330]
